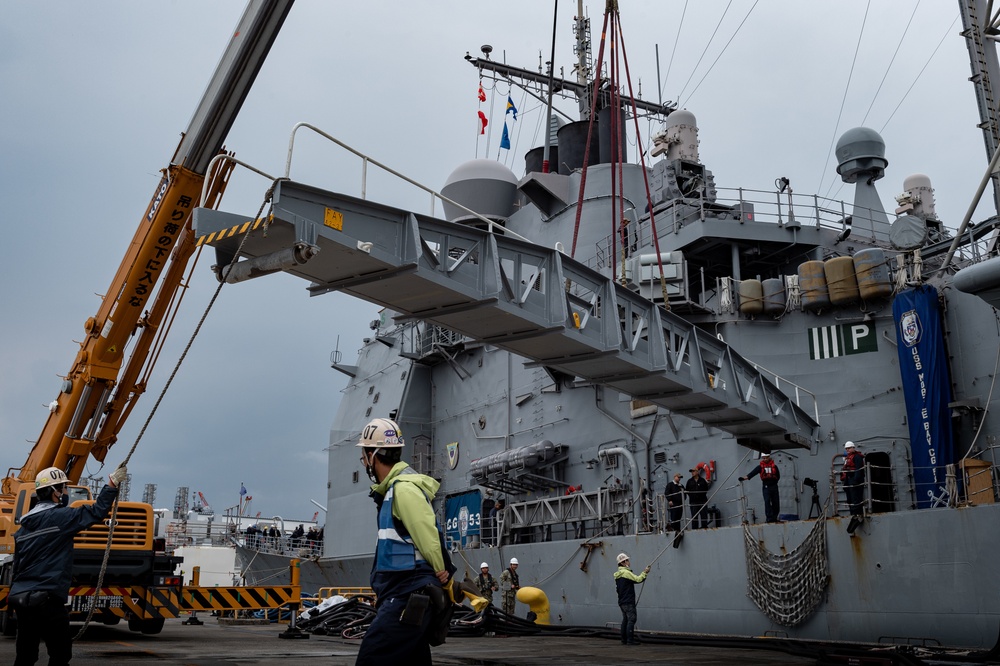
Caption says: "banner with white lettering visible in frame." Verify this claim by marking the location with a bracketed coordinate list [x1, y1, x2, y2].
[444, 489, 482, 547]
[893, 286, 954, 508]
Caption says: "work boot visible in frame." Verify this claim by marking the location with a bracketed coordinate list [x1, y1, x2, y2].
[847, 516, 860, 534]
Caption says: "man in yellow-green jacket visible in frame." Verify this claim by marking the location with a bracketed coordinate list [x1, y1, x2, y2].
[356, 418, 455, 666]
[613, 552, 650, 645]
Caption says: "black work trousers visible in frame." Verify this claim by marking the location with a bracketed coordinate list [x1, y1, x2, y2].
[14, 594, 71, 666]
[762, 483, 781, 522]
[356, 592, 433, 666]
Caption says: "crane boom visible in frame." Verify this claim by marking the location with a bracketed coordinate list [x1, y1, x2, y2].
[5, 0, 294, 493]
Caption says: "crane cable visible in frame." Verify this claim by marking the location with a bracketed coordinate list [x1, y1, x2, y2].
[74, 176, 281, 639]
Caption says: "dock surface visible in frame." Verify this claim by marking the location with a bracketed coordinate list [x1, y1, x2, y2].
[0, 617, 818, 665]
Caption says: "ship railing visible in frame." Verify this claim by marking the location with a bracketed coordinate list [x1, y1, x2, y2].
[498, 487, 633, 543]
[234, 533, 324, 558]
[165, 520, 239, 549]
[828, 455, 998, 515]
[653, 492, 731, 530]
[589, 188, 895, 273]
[713, 187, 891, 244]
[283, 122, 531, 242]
[400, 321, 467, 360]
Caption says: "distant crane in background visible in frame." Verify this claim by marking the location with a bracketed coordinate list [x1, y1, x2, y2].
[192, 491, 212, 515]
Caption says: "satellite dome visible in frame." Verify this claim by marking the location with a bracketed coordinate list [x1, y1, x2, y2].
[836, 127, 888, 183]
[441, 159, 517, 224]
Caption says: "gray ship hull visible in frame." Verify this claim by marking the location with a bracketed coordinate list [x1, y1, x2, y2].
[239, 501, 1000, 648]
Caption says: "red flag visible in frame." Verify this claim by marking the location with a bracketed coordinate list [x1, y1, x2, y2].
[478, 83, 486, 102]
[478, 110, 488, 135]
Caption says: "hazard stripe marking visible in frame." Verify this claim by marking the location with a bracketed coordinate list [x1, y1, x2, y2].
[180, 586, 299, 611]
[195, 216, 268, 247]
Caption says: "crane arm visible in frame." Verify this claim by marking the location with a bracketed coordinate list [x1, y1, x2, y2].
[5, 0, 294, 494]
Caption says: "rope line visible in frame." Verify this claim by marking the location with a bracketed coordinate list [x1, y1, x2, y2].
[74, 182, 279, 639]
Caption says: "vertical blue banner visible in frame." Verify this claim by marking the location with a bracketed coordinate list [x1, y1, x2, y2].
[893, 285, 954, 508]
[445, 489, 482, 547]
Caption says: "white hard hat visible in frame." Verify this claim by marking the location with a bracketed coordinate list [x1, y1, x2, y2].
[35, 467, 68, 490]
[480, 562, 489, 569]
[617, 552, 630, 565]
[509, 557, 519, 565]
[356, 418, 405, 448]
[844, 441, 856, 449]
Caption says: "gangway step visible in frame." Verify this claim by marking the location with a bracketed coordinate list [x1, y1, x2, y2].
[193, 181, 818, 451]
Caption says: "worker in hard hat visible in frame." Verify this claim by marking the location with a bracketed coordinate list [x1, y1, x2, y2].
[11, 463, 127, 666]
[499, 557, 520, 616]
[476, 562, 498, 605]
[841, 441, 867, 534]
[613, 552, 650, 645]
[355, 417, 456, 665]
[739, 451, 782, 523]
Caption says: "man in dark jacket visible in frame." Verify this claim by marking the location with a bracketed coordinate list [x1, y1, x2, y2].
[11, 464, 126, 666]
[740, 452, 781, 523]
[665, 473, 684, 531]
[685, 467, 709, 529]
[613, 552, 650, 645]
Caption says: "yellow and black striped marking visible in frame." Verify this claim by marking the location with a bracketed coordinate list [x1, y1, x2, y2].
[180, 586, 300, 612]
[0, 585, 7, 611]
[68, 586, 181, 620]
[195, 215, 271, 247]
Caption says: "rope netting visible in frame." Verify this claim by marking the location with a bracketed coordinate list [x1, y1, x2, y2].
[743, 512, 829, 627]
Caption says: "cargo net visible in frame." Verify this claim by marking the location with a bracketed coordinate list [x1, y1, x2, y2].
[743, 515, 829, 627]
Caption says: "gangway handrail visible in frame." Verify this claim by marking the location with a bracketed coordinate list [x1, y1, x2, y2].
[749, 362, 820, 425]
[284, 122, 531, 243]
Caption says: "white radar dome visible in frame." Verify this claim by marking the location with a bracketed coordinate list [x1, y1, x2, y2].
[441, 159, 517, 224]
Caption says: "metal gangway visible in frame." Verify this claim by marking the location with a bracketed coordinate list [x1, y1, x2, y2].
[193, 180, 818, 451]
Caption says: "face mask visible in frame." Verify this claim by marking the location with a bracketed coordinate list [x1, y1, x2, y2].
[58, 493, 69, 507]
[362, 450, 378, 483]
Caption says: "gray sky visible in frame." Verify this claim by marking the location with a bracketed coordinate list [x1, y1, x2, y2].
[0, 1, 990, 523]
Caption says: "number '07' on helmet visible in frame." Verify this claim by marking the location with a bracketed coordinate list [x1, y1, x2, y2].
[35, 467, 69, 489]
[356, 418, 405, 448]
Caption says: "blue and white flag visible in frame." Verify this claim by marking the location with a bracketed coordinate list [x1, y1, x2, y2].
[500, 121, 511, 150]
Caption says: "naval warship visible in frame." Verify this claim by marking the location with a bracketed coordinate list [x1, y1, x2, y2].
[204, 0, 1000, 649]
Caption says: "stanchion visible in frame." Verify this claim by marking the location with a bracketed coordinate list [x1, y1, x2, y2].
[182, 566, 204, 625]
[278, 560, 308, 639]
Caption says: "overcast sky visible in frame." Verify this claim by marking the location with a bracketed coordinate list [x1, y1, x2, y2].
[0, 1, 990, 523]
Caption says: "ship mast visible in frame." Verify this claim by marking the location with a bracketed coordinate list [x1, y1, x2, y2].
[959, 0, 1000, 217]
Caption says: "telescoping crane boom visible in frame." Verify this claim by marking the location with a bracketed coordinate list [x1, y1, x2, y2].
[2, 0, 293, 494]
[0, 0, 297, 637]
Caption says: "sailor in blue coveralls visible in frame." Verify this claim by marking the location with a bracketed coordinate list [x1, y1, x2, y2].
[355, 418, 455, 666]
